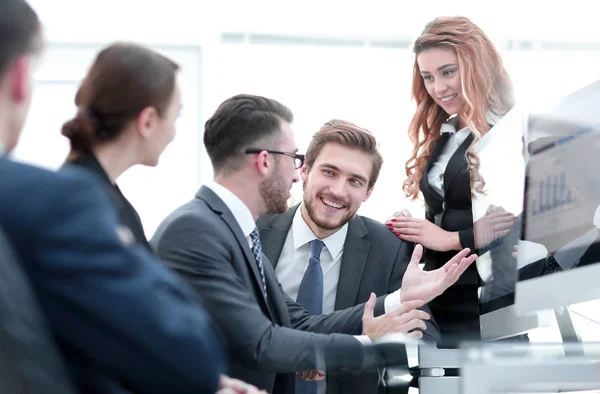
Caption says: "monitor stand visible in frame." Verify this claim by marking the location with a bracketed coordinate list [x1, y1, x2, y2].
[554, 306, 584, 356]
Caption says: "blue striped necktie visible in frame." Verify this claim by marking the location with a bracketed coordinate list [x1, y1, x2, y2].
[543, 254, 562, 275]
[250, 228, 267, 299]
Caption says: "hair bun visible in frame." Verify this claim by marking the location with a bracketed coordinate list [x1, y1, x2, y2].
[61, 109, 99, 154]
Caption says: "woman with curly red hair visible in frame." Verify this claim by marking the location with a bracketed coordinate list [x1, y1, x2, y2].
[387, 16, 516, 346]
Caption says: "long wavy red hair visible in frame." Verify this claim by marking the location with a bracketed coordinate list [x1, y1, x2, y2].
[403, 16, 515, 200]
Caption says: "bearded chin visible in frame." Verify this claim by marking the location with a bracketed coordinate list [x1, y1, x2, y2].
[260, 174, 289, 214]
[267, 197, 288, 214]
[304, 194, 355, 231]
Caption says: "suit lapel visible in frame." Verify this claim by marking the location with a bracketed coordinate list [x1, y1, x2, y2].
[334, 217, 371, 310]
[443, 132, 474, 197]
[256, 206, 298, 326]
[420, 133, 449, 208]
[262, 255, 291, 326]
[259, 205, 297, 270]
[196, 187, 271, 310]
[425, 133, 450, 179]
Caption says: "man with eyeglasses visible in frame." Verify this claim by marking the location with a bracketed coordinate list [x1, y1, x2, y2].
[150, 94, 448, 394]
[244, 148, 305, 170]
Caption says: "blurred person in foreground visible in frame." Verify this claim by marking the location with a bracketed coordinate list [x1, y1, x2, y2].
[0, 1, 265, 393]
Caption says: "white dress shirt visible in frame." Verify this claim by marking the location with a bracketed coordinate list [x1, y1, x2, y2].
[205, 182, 255, 248]
[276, 205, 402, 394]
[427, 123, 471, 198]
[277, 205, 403, 312]
[276, 205, 348, 314]
[427, 113, 501, 198]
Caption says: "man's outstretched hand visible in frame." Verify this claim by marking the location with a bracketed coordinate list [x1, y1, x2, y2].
[362, 293, 429, 339]
[400, 245, 477, 304]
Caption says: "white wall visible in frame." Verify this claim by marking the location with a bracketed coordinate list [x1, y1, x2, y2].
[14, 44, 203, 237]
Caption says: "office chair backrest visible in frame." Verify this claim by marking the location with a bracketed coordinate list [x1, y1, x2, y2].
[0, 227, 77, 393]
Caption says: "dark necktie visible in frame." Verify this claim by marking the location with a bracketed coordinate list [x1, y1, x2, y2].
[542, 254, 562, 275]
[296, 240, 325, 313]
[295, 239, 324, 394]
[250, 228, 267, 299]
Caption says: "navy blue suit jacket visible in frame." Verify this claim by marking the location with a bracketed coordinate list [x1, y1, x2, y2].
[0, 157, 225, 394]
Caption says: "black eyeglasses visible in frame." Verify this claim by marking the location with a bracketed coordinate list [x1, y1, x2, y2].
[245, 149, 305, 169]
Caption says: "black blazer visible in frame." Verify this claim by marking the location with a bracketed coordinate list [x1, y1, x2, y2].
[257, 205, 440, 394]
[62, 151, 152, 252]
[419, 131, 481, 346]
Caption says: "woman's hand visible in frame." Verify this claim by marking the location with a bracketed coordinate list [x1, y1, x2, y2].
[296, 370, 325, 381]
[217, 375, 267, 394]
[386, 210, 461, 252]
[473, 205, 516, 249]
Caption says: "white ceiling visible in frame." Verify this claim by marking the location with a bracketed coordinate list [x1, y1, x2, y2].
[29, 0, 600, 45]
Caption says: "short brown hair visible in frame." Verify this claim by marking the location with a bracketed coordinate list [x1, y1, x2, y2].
[305, 119, 383, 190]
[204, 94, 294, 173]
[61, 42, 180, 160]
[0, 0, 41, 77]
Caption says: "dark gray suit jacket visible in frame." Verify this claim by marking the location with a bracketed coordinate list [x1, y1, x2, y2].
[256, 205, 441, 394]
[151, 187, 390, 394]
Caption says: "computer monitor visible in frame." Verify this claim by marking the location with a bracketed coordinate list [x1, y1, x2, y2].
[515, 78, 600, 316]
[472, 107, 551, 340]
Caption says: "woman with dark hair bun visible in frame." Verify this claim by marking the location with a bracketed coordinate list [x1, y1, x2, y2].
[61, 42, 182, 251]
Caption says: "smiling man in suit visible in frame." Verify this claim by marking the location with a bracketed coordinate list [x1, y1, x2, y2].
[257, 120, 475, 394]
[149, 95, 476, 394]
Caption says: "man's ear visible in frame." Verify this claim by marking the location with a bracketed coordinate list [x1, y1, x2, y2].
[11, 56, 31, 102]
[363, 187, 373, 202]
[300, 164, 309, 182]
[253, 150, 271, 176]
[136, 107, 159, 138]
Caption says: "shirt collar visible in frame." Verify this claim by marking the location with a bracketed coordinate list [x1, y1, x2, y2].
[292, 204, 348, 260]
[0, 141, 5, 156]
[205, 182, 256, 238]
[441, 111, 501, 135]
